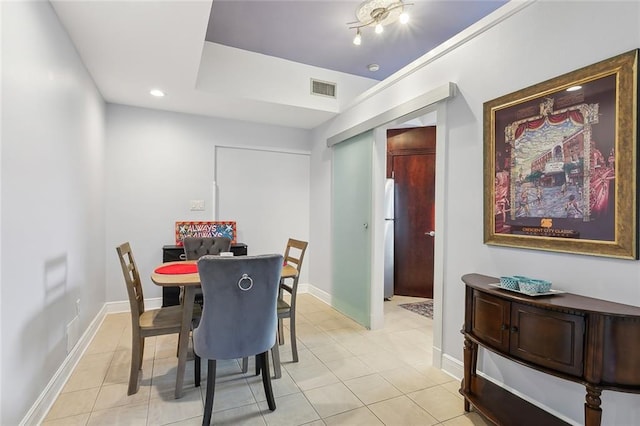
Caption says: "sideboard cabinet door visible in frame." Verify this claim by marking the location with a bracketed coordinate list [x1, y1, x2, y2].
[510, 303, 585, 377]
[471, 291, 510, 353]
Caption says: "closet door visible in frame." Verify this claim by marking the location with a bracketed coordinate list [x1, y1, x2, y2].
[216, 146, 309, 261]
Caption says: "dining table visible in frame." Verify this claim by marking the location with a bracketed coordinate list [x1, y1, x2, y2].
[151, 259, 299, 399]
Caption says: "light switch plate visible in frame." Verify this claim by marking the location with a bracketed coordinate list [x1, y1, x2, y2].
[190, 200, 205, 211]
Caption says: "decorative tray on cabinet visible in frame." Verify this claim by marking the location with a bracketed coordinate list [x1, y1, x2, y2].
[488, 283, 566, 297]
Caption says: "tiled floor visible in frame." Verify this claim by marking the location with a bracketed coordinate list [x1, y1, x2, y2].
[42, 294, 490, 425]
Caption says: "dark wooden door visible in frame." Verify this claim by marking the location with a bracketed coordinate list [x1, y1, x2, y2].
[387, 127, 436, 298]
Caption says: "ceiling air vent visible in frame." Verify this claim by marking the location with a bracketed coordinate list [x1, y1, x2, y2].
[311, 79, 337, 98]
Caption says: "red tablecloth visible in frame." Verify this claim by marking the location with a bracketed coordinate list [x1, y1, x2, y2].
[154, 263, 198, 274]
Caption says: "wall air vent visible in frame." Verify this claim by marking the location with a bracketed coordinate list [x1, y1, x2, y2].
[311, 79, 337, 98]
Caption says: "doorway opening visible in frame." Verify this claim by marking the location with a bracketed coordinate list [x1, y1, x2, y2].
[328, 89, 451, 368]
[373, 106, 445, 368]
[385, 126, 436, 299]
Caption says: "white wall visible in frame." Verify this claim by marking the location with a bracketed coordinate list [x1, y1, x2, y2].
[310, 1, 640, 424]
[1, 2, 106, 424]
[5, 1, 638, 424]
[105, 104, 311, 303]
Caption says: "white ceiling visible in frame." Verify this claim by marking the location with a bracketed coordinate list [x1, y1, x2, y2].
[51, 0, 507, 129]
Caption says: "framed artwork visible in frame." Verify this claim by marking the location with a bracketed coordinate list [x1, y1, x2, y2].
[175, 221, 237, 246]
[484, 50, 638, 259]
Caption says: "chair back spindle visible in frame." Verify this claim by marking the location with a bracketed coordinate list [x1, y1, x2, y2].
[116, 242, 145, 323]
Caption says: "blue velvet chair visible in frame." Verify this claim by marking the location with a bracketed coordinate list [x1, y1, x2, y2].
[182, 236, 233, 312]
[182, 236, 231, 259]
[194, 254, 283, 425]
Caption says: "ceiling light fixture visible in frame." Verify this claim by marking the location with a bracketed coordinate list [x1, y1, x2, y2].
[348, 0, 412, 45]
[353, 29, 362, 45]
[150, 89, 166, 97]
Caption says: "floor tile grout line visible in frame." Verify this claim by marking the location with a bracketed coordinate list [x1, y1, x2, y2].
[277, 307, 443, 423]
[43, 295, 475, 426]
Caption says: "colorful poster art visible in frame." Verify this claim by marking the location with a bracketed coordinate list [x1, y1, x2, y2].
[484, 50, 637, 259]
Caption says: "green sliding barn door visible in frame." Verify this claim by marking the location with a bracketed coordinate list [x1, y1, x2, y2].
[331, 131, 373, 327]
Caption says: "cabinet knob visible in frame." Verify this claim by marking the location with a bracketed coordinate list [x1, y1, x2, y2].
[500, 324, 508, 331]
[511, 326, 519, 333]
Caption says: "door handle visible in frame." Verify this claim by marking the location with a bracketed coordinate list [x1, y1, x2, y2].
[425, 231, 435, 237]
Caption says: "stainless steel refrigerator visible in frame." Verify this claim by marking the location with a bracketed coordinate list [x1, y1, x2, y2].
[384, 178, 394, 299]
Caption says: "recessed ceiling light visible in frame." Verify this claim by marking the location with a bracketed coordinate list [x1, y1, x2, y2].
[368, 64, 380, 72]
[150, 89, 166, 97]
[566, 85, 582, 92]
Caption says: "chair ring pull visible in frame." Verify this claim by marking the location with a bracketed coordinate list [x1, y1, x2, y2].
[238, 274, 253, 291]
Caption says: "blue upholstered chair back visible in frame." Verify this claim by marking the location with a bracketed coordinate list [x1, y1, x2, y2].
[183, 237, 232, 260]
[193, 254, 283, 360]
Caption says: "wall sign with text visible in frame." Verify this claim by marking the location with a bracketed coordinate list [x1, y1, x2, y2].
[175, 221, 237, 246]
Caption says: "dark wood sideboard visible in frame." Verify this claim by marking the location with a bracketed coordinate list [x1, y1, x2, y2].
[161, 243, 248, 306]
[461, 273, 640, 426]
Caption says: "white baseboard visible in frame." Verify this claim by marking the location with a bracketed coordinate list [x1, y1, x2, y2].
[432, 346, 443, 369]
[441, 353, 463, 380]
[105, 297, 162, 313]
[20, 304, 108, 426]
[299, 282, 332, 306]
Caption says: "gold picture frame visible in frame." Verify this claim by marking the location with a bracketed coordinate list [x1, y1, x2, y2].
[484, 50, 638, 259]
